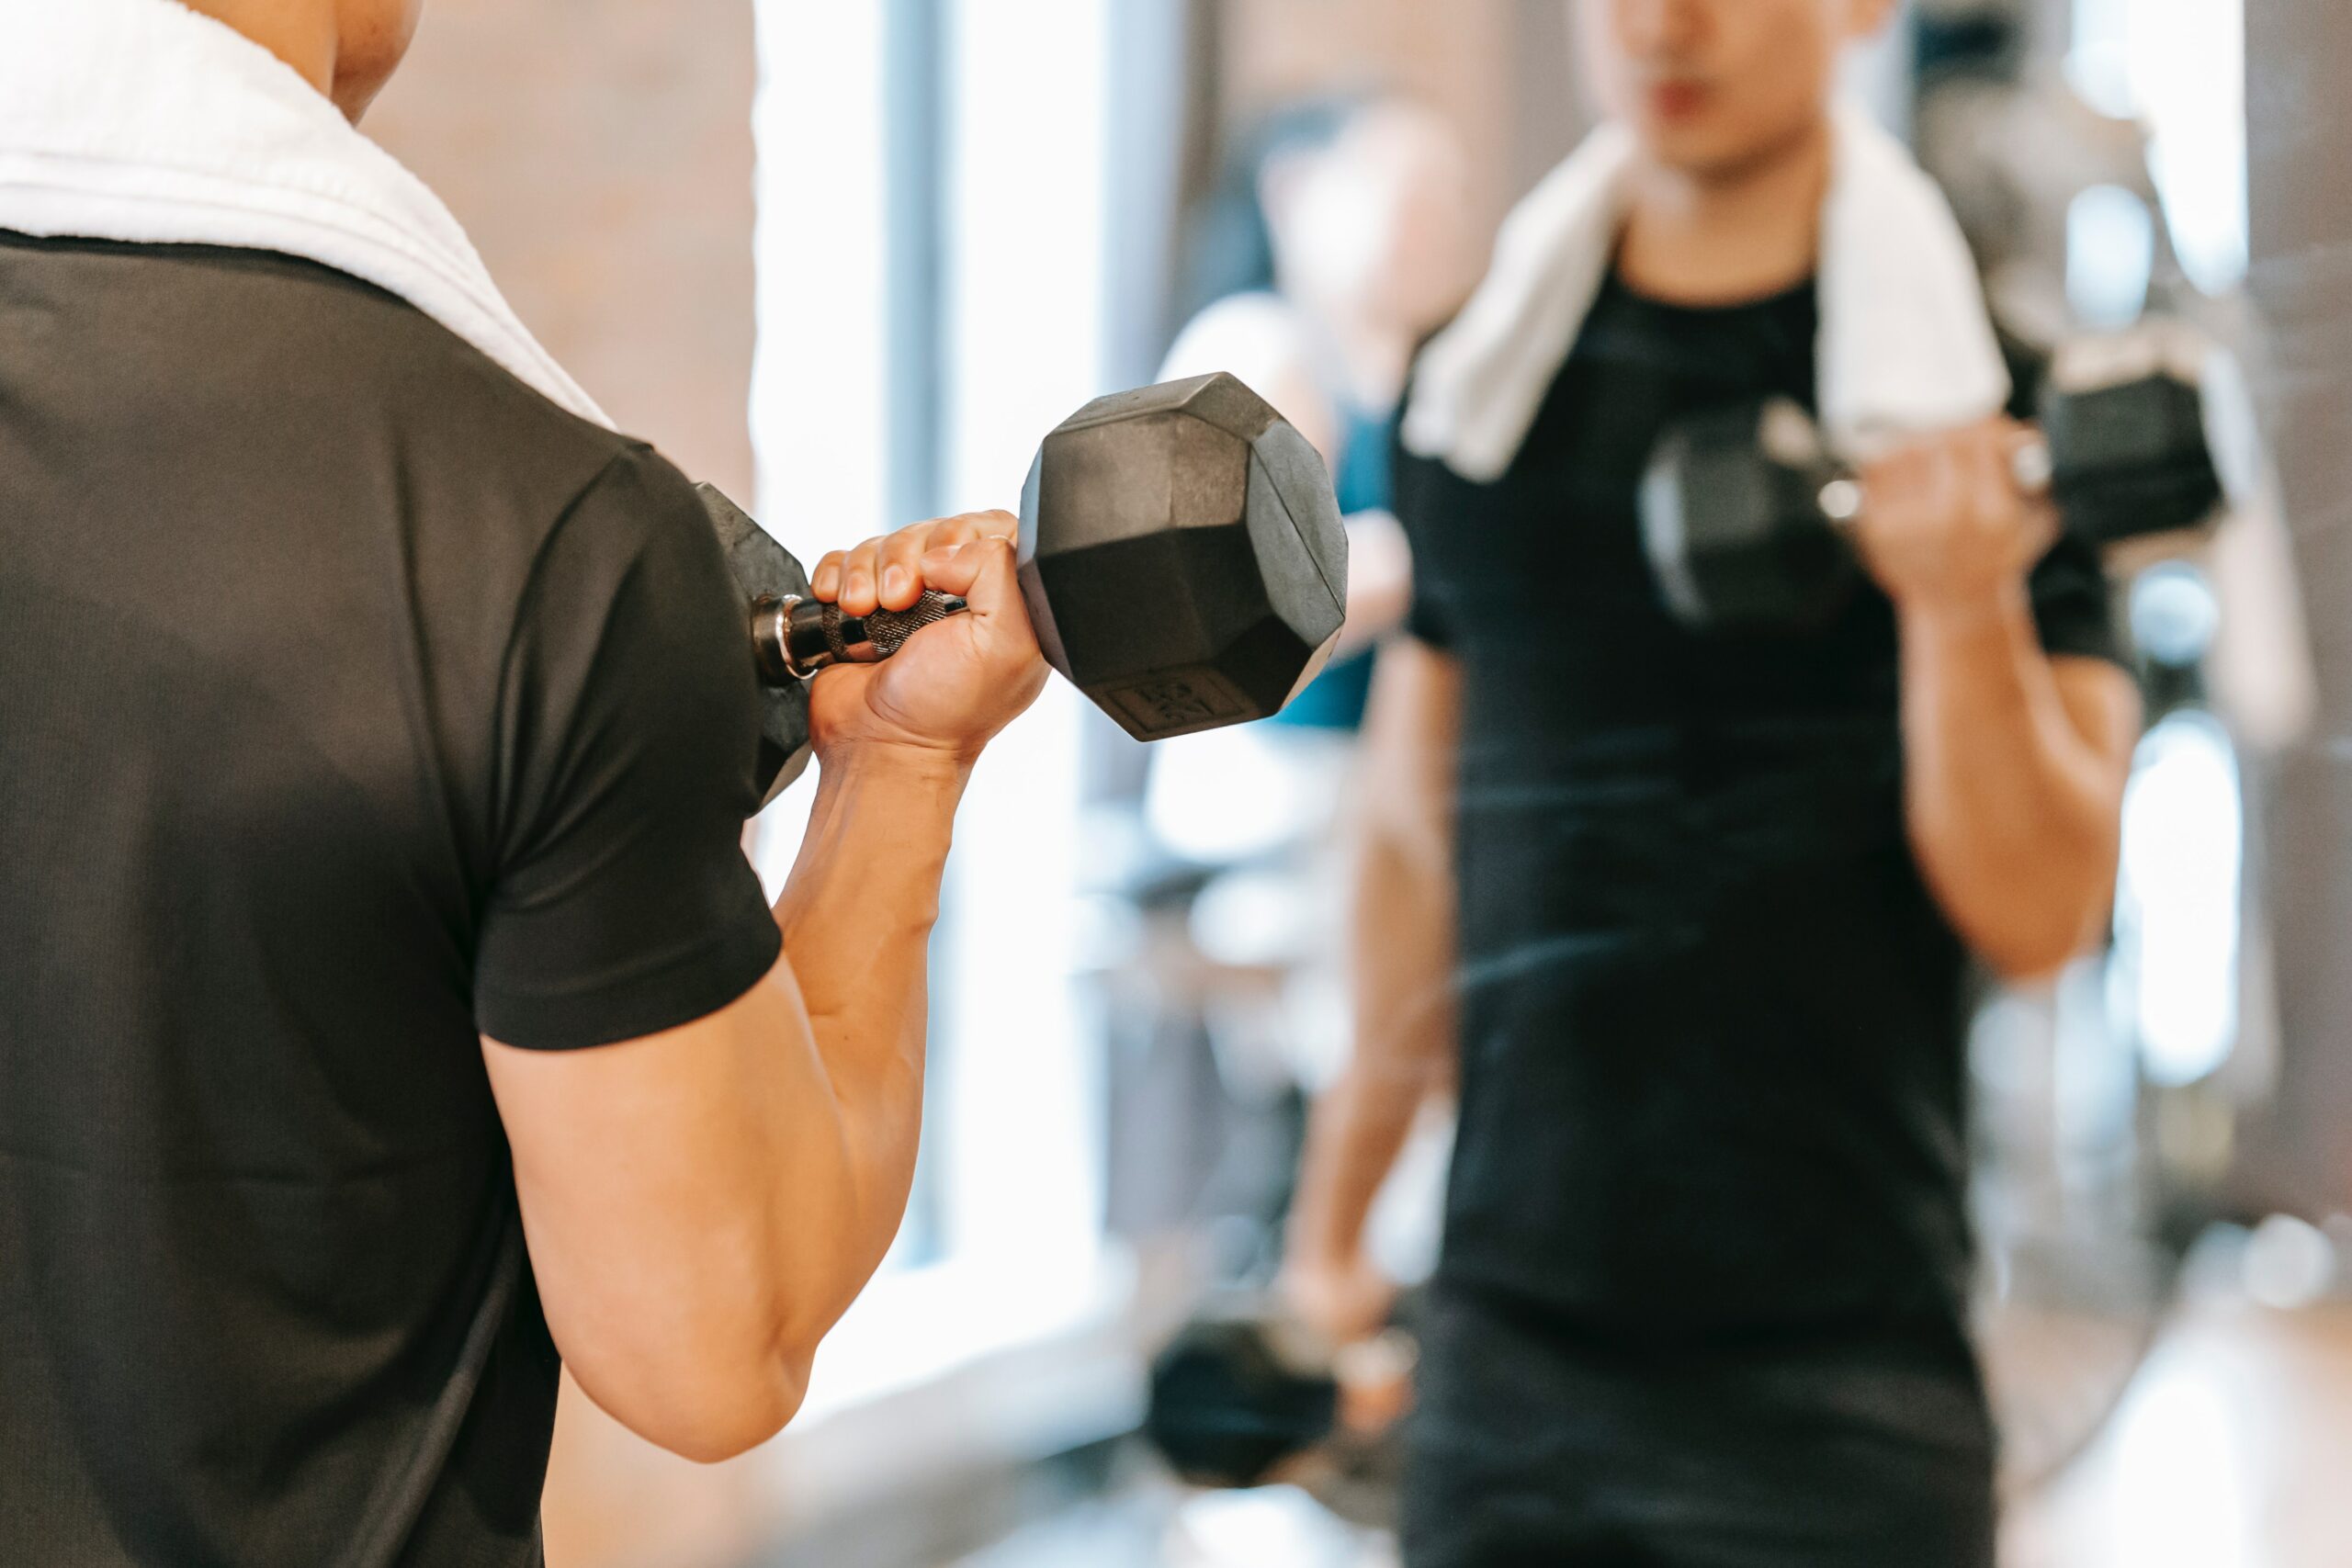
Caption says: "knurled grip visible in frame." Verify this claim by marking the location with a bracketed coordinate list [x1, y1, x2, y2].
[751, 591, 969, 683]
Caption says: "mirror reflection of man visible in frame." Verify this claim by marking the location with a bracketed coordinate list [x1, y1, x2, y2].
[1283, 3, 2140, 1563]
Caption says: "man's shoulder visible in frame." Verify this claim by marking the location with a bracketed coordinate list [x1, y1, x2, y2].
[10, 232, 654, 515]
[194, 244, 642, 491]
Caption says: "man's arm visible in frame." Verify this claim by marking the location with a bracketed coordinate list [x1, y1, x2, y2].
[1860, 421, 2142, 980]
[1281, 639, 1462, 1342]
[483, 516, 1043, 1463]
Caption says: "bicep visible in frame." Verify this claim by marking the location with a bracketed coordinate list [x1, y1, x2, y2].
[469, 449, 826, 1452]
[481, 955, 836, 1455]
[1351, 641, 1463, 1077]
[481, 954, 814, 1326]
[2051, 655, 2142, 787]
[1357, 639, 1464, 881]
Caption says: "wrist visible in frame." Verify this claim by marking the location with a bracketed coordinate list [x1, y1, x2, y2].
[1284, 1221, 1366, 1273]
[811, 733, 979, 788]
[1894, 576, 2033, 641]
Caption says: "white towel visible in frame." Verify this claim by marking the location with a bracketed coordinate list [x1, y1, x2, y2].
[1402, 105, 2008, 481]
[0, 0, 609, 428]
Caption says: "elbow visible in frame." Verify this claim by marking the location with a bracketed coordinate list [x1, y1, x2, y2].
[1966, 871, 2117, 984]
[1928, 809, 2121, 984]
[1975, 922, 2098, 985]
[597, 1336, 818, 1464]
[655, 1343, 817, 1463]
[559, 1307, 826, 1465]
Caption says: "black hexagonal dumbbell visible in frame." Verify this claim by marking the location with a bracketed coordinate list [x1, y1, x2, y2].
[1638, 341, 2225, 634]
[701, 372, 1348, 807]
[1145, 1292, 1420, 1529]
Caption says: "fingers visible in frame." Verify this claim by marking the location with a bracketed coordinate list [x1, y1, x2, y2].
[877, 521, 959, 610]
[1962, 423, 2016, 539]
[812, 512, 1018, 614]
[1994, 421, 2062, 556]
[916, 533, 1020, 613]
[1854, 444, 1924, 558]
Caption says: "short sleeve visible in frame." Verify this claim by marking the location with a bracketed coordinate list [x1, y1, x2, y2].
[1391, 438, 1458, 651]
[2026, 529, 2124, 666]
[475, 445, 781, 1049]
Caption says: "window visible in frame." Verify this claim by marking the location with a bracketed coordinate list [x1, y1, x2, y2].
[2070, 0, 2247, 295]
[746, 0, 1184, 1418]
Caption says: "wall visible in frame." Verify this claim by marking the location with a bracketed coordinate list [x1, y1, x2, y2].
[2245, 0, 2352, 1215]
[364, 0, 758, 499]
[1217, 0, 1589, 229]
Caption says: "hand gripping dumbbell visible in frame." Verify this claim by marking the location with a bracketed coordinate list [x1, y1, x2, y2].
[1638, 343, 2224, 633]
[1145, 1293, 1420, 1529]
[699, 372, 1349, 805]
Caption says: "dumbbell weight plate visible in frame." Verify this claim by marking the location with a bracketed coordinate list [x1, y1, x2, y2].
[1640, 397, 1859, 633]
[696, 482, 814, 807]
[1147, 1311, 1343, 1491]
[1020, 373, 1348, 740]
[2040, 373, 2222, 546]
[1146, 1291, 1419, 1529]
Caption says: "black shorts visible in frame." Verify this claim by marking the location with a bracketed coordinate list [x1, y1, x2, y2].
[1400, 1285, 1996, 1568]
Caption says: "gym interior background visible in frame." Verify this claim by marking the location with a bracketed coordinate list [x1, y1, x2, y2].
[362, 0, 2350, 1562]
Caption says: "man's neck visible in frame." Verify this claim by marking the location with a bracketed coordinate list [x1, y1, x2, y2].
[1614, 117, 1833, 307]
[183, 1, 339, 107]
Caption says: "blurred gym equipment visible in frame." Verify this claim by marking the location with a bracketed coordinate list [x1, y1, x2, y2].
[1145, 1293, 1418, 1529]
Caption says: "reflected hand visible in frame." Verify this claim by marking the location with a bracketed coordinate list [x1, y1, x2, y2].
[1281, 1247, 1397, 1351]
[808, 513, 1048, 765]
[1853, 418, 2059, 617]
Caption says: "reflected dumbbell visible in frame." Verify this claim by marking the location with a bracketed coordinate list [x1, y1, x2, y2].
[1639, 331, 2225, 633]
[1145, 1293, 1420, 1529]
[701, 372, 1350, 805]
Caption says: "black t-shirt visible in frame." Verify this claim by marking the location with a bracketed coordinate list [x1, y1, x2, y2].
[0, 233, 782, 1566]
[1396, 273, 2117, 1337]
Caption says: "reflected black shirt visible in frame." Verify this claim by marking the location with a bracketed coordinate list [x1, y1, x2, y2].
[0, 233, 781, 1565]
[1396, 273, 2117, 1336]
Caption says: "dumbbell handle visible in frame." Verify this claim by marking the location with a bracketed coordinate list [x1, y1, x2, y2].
[751, 592, 969, 684]
[1816, 438, 2054, 530]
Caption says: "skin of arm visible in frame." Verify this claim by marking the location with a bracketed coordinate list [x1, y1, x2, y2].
[1280, 639, 1463, 1344]
[482, 516, 1045, 1463]
[1858, 421, 2143, 979]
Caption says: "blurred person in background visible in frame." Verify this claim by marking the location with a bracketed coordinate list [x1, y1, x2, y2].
[1281, 2, 2141, 1564]
[1132, 95, 1483, 1255]
[1161, 90, 1483, 729]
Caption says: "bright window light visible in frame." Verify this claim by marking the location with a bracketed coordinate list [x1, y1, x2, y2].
[749, 0, 1118, 1421]
[2067, 184, 2155, 330]
[2108, 1362, 2253, 1568]
[2114, 710, 2242, 1088]
[929, 0, 1111, 1303]
[2071, 0, 2248, 295]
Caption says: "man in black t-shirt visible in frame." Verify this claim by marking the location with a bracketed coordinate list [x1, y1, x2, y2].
[1281, 4, 2141, 1564]
[0, 4, 1046, 1565]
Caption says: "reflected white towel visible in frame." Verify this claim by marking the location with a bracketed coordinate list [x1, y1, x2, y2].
[1402, 105, 2007, 480]
[0, 0, 608, 427]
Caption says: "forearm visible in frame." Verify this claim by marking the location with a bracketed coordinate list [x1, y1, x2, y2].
[1289, 829, 1456, 1267]
[1899, 586, 2125, 976]
[765, 741, 968, 1321]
